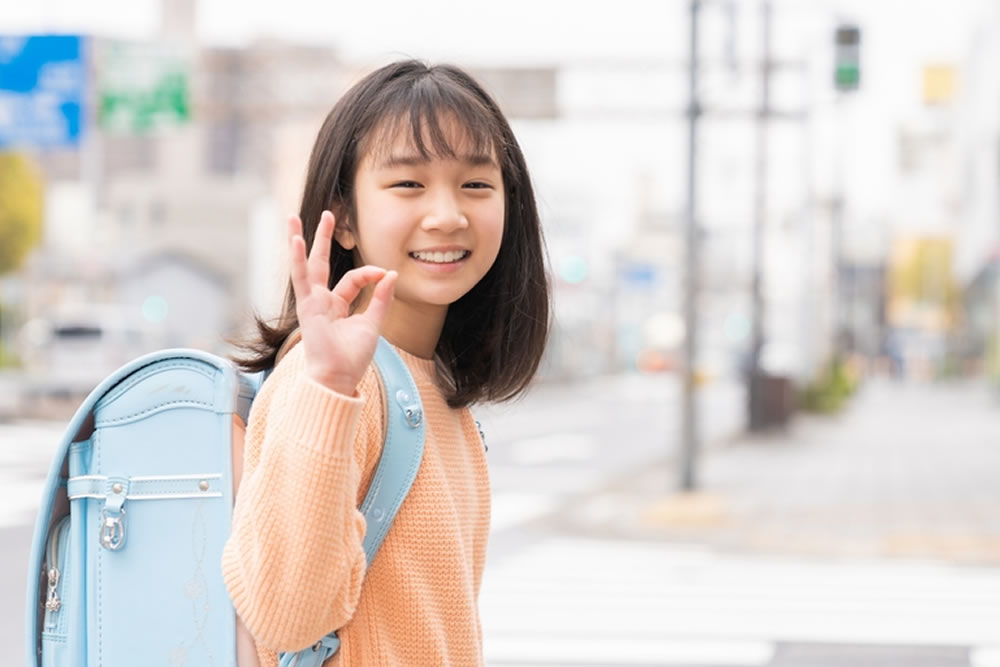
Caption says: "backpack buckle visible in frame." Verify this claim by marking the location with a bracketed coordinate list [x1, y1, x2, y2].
[100, 508, 127, 551]
[99, 477, 129, 551]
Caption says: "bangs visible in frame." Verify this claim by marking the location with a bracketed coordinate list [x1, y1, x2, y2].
[362, 73, 505, 166]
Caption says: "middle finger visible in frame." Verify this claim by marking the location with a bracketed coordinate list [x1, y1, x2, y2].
[307, 211, 335, 287]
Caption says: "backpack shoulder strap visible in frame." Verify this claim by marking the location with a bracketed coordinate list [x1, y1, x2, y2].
[361, 336, 426, 564]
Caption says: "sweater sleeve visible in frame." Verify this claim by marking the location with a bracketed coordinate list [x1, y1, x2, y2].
[221, 345, 382, 652]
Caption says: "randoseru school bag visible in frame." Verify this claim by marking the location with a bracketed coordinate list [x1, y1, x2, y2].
[24, 336, 426, 667]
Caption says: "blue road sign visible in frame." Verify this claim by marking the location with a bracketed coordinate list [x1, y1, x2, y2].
[0, 35, 85, 148]
[620, 262, 658, 287]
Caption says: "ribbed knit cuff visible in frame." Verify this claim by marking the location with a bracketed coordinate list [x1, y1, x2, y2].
[276, 375, 365, 458]
[220, 548, 249, 619]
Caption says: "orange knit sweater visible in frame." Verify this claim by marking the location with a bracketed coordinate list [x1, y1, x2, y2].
[221, 343, 491, 666]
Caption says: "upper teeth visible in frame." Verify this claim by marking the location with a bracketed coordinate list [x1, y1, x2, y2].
[412, 250, 467, 263]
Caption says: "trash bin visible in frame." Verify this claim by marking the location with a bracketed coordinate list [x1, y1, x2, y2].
[749, 372, 795, 429]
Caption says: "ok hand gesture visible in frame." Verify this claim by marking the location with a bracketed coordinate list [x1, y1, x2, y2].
[288, 211, 397, 395]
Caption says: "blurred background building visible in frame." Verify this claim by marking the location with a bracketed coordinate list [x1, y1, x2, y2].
[1, 0, 1000, 409]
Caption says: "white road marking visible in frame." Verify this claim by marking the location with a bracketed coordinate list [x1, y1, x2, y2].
[491, 492, 561, 533]
[0, 421, 64, 529]
[487, 637, 774, 666]
[510, 433, 599, 465]
[482, 537, 1000, 665]
[973, 647, 1000, 667]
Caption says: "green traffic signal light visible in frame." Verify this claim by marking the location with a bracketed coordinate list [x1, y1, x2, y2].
[835, 63, 860, 89]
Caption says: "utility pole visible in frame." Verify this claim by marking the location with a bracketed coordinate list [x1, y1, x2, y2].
[680, 0, 701, 491]
[747, 0, 772, 431]
[832, 24, 861, 360]
[678, 0, 807, 485]
[832, 100, 846, 359]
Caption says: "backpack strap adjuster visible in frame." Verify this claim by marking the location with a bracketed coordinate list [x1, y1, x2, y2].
[99, 477, 129, 551]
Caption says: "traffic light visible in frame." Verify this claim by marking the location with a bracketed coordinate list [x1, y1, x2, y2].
[834, 24, 861, 91]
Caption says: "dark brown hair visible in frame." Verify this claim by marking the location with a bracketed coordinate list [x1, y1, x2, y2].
[236, 60, 550, 407]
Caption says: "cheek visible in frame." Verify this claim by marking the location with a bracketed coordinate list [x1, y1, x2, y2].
[489, 217, 505, 263]
[478, 201, 505, 253]
[354, 196, 408, 250]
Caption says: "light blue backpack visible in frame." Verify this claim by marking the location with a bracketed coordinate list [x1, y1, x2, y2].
[25, 337, 426, 667]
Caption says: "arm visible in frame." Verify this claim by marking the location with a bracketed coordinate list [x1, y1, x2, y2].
[222, 347, 381, 651]
[224, 210, 396, 651]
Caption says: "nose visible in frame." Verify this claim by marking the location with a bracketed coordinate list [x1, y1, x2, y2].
[421, 190, 468, 233]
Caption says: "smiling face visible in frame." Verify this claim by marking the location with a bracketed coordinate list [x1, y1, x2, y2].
[337, 116, 506, 334]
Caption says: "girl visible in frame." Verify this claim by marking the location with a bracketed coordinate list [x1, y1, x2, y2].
[222, 60, 550, 666]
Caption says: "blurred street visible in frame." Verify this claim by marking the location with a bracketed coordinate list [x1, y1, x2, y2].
[477, 375, 1000, 667]
[6, 373, 997, 665]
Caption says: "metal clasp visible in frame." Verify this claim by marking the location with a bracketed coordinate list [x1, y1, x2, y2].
[100, 508, 126, 551]
[395, 389, 423, 428]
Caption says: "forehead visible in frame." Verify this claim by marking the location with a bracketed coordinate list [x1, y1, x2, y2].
[364, 111, 500, 167]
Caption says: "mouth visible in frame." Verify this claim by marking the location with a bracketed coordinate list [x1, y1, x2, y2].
[409, 250, 471, 264]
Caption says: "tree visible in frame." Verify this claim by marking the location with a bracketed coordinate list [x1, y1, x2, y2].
[0, 152, 44, 275]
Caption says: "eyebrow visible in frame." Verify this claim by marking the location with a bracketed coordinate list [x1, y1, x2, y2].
[377, 152, 498, 169]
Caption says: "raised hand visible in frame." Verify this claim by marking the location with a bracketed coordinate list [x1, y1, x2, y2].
[288, 210, 397, 395]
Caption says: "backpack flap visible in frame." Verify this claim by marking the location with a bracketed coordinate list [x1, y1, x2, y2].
[25, 348, 258, 667]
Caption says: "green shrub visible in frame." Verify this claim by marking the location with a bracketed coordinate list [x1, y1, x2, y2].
[0, 300, 20, 368]
[799, 357, 858, 414]
[0, 341, 18, 368]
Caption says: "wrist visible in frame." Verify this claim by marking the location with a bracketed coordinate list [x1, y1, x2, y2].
[307, 370, 358, 397]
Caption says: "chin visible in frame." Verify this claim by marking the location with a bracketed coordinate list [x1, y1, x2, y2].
[430, 293, 469, 307]
[423, 287, 476, 307]
[397, 277, 481, 309]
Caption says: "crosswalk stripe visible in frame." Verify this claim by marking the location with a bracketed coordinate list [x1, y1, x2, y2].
[0, 421, 63, 529]
[972, 647, 1000, 667]
[491, 491, 562, 533]
[481, 536, 1000, 664]
[486, 637, 775, 666]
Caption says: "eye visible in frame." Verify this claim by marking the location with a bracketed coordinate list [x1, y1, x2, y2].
[463, 181, 493, 190]
[391, 181, 422, 189]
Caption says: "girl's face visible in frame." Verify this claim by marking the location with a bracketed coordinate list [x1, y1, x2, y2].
[339, 118, 505, 320]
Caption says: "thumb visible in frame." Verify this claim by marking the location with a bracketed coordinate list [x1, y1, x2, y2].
[360, 270, 397, 331]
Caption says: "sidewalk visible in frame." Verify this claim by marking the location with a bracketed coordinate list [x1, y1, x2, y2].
[558, 377, 1000, 565]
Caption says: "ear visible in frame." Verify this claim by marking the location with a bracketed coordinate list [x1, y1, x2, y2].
[334, 223, 357, 251]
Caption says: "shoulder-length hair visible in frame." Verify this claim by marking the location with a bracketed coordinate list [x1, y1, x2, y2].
[236, 60, 550, 408]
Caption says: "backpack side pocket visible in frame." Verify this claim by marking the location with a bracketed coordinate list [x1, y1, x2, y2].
[40, 515, 71, 667]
